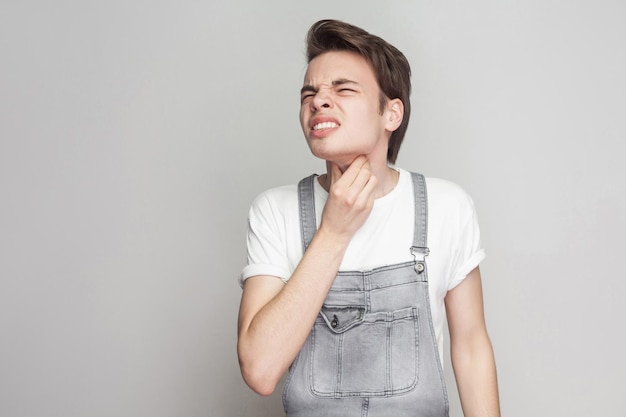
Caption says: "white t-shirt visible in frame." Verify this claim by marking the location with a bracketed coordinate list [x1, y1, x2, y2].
[240, 168, 485, 361]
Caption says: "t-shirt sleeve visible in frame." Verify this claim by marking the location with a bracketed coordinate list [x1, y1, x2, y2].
[428, 178, 485, 297]
[239, 190, 295, 287]
[445, 185, 486, 291]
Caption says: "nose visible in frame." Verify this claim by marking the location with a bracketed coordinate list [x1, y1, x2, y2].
[310, 89, 332, 111]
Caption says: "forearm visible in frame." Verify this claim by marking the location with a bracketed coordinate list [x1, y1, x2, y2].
[238, 157, 378, 395]
[237, 227, 349, 395]
[451, 334, 500, 417]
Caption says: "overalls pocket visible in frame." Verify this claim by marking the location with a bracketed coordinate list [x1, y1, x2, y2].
[310, 306, 419, 398]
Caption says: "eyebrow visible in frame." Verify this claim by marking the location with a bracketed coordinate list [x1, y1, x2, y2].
[300, 78, 359, 95]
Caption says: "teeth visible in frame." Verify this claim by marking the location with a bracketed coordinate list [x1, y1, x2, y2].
[312, 122, 338, 130]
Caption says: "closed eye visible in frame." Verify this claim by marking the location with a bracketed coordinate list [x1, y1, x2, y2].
[332, 78, 359, 93]
[300, 93, 316, 103]
[300, 85, 317, 103]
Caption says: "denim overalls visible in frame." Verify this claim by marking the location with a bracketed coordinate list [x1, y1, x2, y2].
[282, 173, 449, 417]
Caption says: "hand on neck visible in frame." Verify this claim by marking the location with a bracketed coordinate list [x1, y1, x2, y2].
[320, 156, 399, 199]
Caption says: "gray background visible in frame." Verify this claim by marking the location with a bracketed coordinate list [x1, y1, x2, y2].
[1, 1, 625, 416]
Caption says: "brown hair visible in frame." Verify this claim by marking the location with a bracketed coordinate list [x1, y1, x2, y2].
[305, 19, 412, 164]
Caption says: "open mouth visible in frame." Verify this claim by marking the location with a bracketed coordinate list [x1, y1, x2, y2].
[312, 121, 339, 131]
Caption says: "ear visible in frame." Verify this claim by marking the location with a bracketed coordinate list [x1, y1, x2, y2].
[384, 98, 404, 132]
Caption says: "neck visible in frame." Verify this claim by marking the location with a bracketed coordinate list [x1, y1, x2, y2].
[320, 158, 399, 199]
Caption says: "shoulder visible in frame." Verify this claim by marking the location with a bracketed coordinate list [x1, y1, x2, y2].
[425, 177, 476, 212]
[395, 170, 478, 228]
[251, 183, 298, 208]
[248, 182, 301, 223]
[396, 169, 474, 208]
[422, 177, 481, 240]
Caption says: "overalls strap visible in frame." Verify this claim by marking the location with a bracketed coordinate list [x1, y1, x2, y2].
[297, 174, 317, 253]
[410, 172, 430, 271]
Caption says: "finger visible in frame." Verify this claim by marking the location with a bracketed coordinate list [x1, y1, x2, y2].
[339, 155, 369, 186]
[361, 173, 378, 197]
[354, 174, 378, 209]
[345, 155, 368, 175]
[349, 160, 373, 191]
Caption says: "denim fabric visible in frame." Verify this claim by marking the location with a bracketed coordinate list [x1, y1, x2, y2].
[283, 173, 448, 417]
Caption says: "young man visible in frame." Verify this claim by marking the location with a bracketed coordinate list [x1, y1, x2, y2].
[237, 19, 500, 417]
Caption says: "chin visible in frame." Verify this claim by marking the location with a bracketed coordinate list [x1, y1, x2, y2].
[317, 155, 361, 171]
[307, 138, 376, 164]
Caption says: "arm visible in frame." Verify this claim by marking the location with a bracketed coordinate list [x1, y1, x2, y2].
[445, 267, 501, 417]
[237, 157, 377, 396]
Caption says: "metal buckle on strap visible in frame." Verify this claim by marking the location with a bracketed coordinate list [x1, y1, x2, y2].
[410, 246, 430, 273]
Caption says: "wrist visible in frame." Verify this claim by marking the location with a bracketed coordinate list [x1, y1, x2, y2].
[316, 222, 353, 249]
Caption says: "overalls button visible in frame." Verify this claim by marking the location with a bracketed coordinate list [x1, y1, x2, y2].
[415, 262, 425, 273]
[331, 315, 339, 328]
